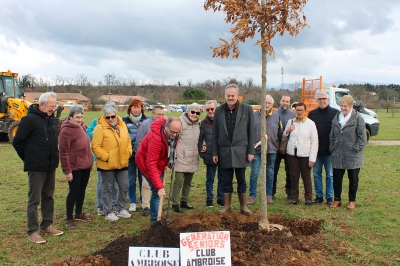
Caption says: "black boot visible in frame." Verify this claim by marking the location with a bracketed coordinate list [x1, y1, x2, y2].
[180, 201, 194, 209]
[172, 205, 183, 213]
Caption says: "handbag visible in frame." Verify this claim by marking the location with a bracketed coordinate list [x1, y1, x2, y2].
[278, 119, 293, 155]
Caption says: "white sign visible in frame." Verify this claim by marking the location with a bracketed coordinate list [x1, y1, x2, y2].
[180, 231, 231, 266]
[128, 247, 180, 266]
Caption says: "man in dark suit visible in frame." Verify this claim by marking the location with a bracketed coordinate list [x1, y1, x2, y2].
[212, 84, 255, 216]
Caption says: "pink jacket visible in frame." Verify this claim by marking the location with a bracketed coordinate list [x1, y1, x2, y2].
[59, 118, 93, 174]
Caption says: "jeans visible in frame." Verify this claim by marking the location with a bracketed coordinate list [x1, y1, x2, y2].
[27, 170, 56, 235]
[128, 156, 142, 204]
[101, 170, 129, 214]
[313, 154, 333, 199]
[266, 153, 277, 196]
[66, 168, 91, 220]
[248, 154, 261, 198]
[205, 164, 223, 201]
[249, 154, 277, 197]
[96, 171, 118, 208]
[143, 175, 163, 222]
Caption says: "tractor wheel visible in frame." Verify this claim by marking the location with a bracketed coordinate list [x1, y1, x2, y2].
[8, 120, 20, 142]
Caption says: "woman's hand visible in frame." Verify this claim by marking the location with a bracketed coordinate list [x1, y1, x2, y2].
[66, 173, 73, 182]
[308, 161, 315, 168]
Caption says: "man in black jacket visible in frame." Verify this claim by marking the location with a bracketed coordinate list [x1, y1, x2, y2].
[212, 84, 255, 216]
[198, 100, 223, 208]
[13, 92, 64, 244]
[308, 91, 339, 205]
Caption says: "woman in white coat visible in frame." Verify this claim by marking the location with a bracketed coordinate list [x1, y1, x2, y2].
[283, 102, 318, 206]
[171, 103, 202, 212]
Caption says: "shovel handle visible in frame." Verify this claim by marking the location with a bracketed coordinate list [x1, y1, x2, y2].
[157, 168, 168, 221]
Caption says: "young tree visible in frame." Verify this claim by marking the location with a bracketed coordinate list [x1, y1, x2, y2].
[205, 0, 309, 230]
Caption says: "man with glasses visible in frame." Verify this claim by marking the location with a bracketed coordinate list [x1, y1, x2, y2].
[136, 117, 181, 222]
[308, 91, 339, 205]
[13, 92, 64, 244]
[134, 105, 165, 216]
[247, 95, 280, 205]
[198, 100, 224, 208]
[273, 95, 296, 199]
[212, 84, 255, 216]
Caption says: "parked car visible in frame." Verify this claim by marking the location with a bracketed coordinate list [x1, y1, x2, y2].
[171, 106, 183, 112]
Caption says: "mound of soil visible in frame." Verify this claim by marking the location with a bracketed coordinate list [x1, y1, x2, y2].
[53, 212, 331, 266]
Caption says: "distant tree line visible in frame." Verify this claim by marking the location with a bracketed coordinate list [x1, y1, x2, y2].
[17, 72, 399, 111]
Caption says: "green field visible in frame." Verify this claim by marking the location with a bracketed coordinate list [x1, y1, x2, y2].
[0, 109, 399, 265]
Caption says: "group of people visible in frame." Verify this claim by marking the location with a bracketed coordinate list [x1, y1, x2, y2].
[12, 84, 366, 244]
[260, 91, 366, 209]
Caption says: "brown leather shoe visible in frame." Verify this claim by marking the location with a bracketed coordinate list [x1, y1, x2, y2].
[347, 201, 356, 210]
[330, 201, 342, 209]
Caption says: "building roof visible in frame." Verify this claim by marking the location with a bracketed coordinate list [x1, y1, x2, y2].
[99, 95, 146, 103]
[25, 92, 90, 102]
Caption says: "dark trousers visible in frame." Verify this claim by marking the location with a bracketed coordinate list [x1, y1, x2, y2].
[333, 168, 360, 202]
[221, 167, 246, 193]
[205, 164, 223, 201]
[27, 170, 56, 235]
[66, 168, 91, 220]
[273, 152, 292, 195]
[287, 155, 312, 202]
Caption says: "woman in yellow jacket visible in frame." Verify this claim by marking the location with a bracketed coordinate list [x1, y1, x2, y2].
[92, 102, 132, 221]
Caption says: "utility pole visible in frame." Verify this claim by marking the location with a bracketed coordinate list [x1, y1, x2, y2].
[281, 66, 284, 90]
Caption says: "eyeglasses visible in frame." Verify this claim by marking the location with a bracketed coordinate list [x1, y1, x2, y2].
[317, 98, 328, 101]
[191, 110, 201, 115]
[73, 116, 84, 120]
[105, 115, 116, 120]
[167, 125, 180, 135]
[205, 108, 214, 112]
[295, 110, 305, 113]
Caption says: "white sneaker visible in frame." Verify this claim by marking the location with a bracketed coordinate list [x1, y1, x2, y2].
[117, 209, 132, 219]
[129, 203, 137, 212]
[105, 212, 119, 221]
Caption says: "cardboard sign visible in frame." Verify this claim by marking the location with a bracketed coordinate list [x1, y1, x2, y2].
[180, 231, 231, 266]
[128, 247, 180, 266]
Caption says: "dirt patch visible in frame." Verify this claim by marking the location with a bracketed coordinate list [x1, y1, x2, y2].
[52, 212, 333, 266]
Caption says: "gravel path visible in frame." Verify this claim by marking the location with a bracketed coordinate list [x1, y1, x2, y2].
[367, 140, 400, 146]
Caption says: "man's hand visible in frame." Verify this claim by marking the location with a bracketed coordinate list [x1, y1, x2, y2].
[200, 145, 207, 153]
[308, 161, 315, 168]
[248, 154, 254, 162]
[158, 188, 166, 198]
[212, 156, 218, 164]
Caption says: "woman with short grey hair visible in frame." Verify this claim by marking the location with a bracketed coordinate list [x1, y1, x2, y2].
[92, 102, 133, 221]
[329, 95, 366, 210]
[59, 104, 93, 228]
[171, 103, 202, 212]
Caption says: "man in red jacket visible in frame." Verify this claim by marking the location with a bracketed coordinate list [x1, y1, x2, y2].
[135, 117, 181, 222]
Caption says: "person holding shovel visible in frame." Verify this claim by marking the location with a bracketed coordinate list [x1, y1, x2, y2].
[136, 117, 181, 222]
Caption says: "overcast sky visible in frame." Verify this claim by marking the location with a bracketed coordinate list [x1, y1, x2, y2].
[1, 0, 399, 88]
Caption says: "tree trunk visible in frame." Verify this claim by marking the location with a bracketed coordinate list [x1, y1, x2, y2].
[259, 15, 269, 231]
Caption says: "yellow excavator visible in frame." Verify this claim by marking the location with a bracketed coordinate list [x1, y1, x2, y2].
[0, 70, 32, 141]
[0, 70, 63, 142]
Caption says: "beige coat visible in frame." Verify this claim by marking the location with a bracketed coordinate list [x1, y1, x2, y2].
[174, 114, 201, 173]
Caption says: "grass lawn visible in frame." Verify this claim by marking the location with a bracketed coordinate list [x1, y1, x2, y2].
[0, 109, 399, 265]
